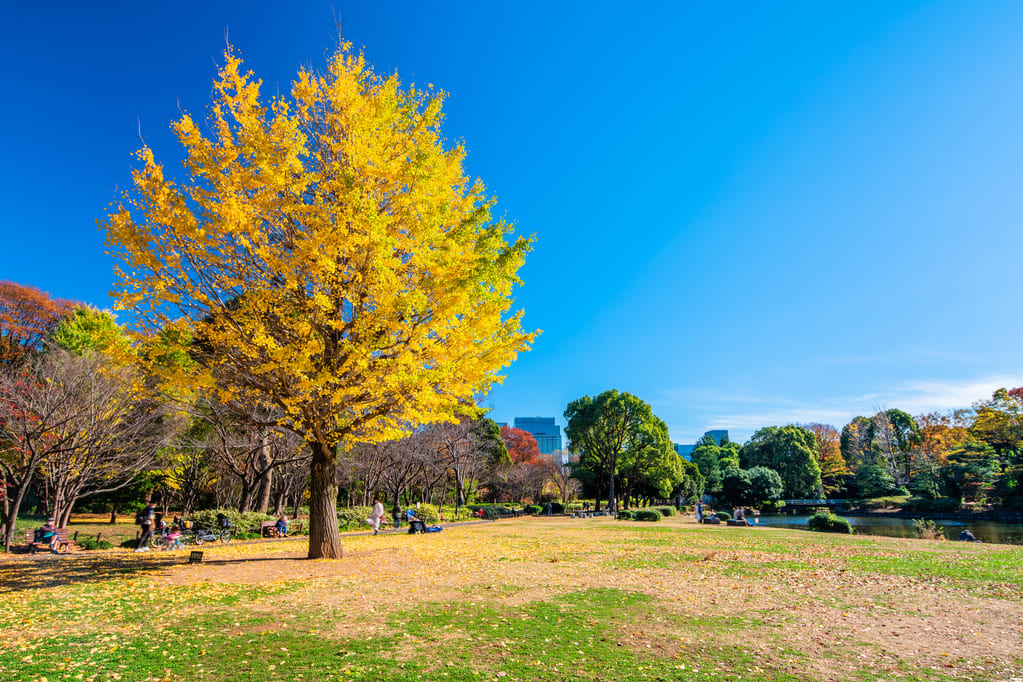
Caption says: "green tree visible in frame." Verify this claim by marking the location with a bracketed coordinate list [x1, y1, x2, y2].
[719, 467, 752, 508]
[747, 466, 784, 505]
[970, 388, 1023, 463]
[51, 307, 132, 357]
[854, 463, 902, 498]
[618, 419, 683, 506]
[717, 440, 742, 470]
[942, 441, 1000, 503]
[564, 390, 665, 511]
[740, 425, 822, 499]
[676, 459, 705, 505]
[690, 434, 723, 496]
[840, 416, 873, 470]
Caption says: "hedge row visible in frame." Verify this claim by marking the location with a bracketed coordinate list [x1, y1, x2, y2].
[618, 509, 662, 522]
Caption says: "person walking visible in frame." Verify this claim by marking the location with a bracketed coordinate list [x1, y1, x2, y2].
[695, 500, 704, 523]
[135, 502, 156, 552]
[367, 496, 385, 535]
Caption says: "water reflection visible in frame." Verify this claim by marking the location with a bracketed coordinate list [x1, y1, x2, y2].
[756, 514, 1023, 545]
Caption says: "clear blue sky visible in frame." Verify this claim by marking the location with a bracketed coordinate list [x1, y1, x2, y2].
[2, 2, 1022, 444]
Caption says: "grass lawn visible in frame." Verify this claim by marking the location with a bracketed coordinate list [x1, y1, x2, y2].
[1, 515, 1021, 681]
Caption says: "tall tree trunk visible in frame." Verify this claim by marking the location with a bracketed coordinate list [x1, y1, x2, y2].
[607, 469, 616, 514]
[0, 469, 9, 531]
[256, 439, 272, 513]
[238, 484, 254, 514]
[256, 468, 272, 514]
[3, 473, 34, 553]
[58, 505, 72, 529]
[308, 439, 342, 559]
[272, 489, 286, 516]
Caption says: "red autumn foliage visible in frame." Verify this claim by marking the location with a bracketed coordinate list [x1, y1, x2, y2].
[500, 425, 541, 465]
[0, 281, 76, 364]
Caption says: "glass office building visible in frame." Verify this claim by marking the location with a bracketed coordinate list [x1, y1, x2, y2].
[513, 417, 563, 455]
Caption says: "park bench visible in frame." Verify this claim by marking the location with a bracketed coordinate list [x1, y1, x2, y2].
[25, 528, 75, 554]
[257, 520, 303, 537]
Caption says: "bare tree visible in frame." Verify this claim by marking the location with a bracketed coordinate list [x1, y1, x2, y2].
[364, 434, 427, 520]
[427, 418, 508, 512]
[271, 451, 311, 517]
[180, 398, 309, 513]
[871, 412, 908, 487]
[0, 350, 167, 545]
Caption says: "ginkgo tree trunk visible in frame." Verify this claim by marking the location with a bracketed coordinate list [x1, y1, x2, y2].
[102, 43, 536, 559]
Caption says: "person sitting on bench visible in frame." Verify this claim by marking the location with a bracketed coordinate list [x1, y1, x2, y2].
[36, 518, 59, 553]
[275, 515, 289, 537]
[406, 510, 428, 534]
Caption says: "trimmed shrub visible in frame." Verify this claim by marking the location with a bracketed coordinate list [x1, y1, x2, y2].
[191, 509, 275, 532]
[549, 502, 565, 514]
[526, 505, 542, 515]
[654, 506, 676, 517]
[634, 509, 662, 522]
[565, 503, 584, 511]
[338, 506, 374, 530]
[808, 512, 853, 534]
[617, 510, 635, 520]
[715, 511, 731, 521]
[78, 537, 114, 551]
[415, 504, 440, 524]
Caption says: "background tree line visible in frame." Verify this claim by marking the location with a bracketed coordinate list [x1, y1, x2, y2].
[0, 282, 548, 552]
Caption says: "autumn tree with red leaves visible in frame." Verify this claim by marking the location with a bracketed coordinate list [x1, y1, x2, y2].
[500, 426, 541, 465]
[0, 281, 75, 365]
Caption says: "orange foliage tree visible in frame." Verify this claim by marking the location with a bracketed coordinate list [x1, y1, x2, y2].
[0, 281, 75, 365]
[803, 423, 849, 496]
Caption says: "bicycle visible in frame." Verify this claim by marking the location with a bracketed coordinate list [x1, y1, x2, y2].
[191, 525, 232, 545]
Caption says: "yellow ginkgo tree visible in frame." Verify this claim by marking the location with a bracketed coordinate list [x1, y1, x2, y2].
[102, 44, 537, 559]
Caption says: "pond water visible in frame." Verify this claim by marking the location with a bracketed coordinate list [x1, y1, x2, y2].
[755, 514, 1023, 545]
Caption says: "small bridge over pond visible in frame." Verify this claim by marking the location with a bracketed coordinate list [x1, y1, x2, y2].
[781, 499, 851, 511]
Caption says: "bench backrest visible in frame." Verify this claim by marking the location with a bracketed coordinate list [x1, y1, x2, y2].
[26, 528, 69, 542]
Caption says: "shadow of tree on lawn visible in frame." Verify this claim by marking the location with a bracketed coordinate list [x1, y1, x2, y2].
[0, 551, 318, 593]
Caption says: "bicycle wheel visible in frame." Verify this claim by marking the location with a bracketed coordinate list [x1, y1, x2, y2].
[149, 534, 166, 549]
[194, 533, 205, 546]
[219, 529, 232, 544]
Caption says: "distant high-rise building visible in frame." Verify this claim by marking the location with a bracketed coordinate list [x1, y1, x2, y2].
[674, 429, 730, 460]
[704, 429, 729, 445]
[674, 443, 695, 459]
[513, 417, 562, 455]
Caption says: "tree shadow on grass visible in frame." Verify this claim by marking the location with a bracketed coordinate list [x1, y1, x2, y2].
[0, 551, 318, 593]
